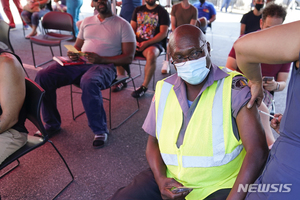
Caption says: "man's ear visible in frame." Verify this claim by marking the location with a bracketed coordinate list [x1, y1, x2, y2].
[206, 41, 211, 56]
[260, 18, 263, 29]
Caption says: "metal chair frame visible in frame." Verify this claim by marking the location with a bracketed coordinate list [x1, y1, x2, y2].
[0, 78, 74, 199]
[0, 20, 14, 53]
[70, 65, 139, 130]
[30, 11, 75, 68]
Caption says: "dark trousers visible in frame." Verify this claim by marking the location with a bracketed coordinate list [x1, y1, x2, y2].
[35, 62, 116, 135]
[109, 168, 231, 200]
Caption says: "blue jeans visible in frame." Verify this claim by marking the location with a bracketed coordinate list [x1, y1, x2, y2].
[21, 9, 50, 26]
[221, 0, 231, 12]
[35, 63, 116, 135]
[66, 0, 83, 37]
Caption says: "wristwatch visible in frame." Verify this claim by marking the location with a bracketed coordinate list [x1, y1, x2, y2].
[275, 82, 280, 91]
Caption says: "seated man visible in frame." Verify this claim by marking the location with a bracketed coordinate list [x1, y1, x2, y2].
[193, 0, 216, 34]
[113, 0, 170, 98]
[35, 0, 136, 149]
[0, 48, 28, 165]
[226, 3, 290, 148]
[109, 25, 268, 200]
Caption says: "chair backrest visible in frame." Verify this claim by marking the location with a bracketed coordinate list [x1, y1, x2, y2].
[0, 20, 14, 53]
[42, 11, 74, 34]
[24, 78, 49, 140]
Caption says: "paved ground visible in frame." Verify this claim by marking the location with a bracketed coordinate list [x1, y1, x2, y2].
[0, 2, 299, 200]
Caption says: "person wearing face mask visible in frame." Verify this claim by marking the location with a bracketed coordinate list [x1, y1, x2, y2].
[240, 0, 265, 35]
[108, 24, 268, 200]
[193, 0, 216, 34]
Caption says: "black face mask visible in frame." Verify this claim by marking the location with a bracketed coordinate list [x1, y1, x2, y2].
[255, 4, 263, 11]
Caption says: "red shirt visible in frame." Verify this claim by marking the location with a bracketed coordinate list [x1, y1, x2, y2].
[228, 46, 291, 81]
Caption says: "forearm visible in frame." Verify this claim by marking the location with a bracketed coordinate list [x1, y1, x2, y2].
[97, 54, 134, 65]
[208, 15, 216, 24]
[271, 81, 286, 92]
[227, 150, 268, 200]
[143, 31, 168, 47]
[146, 135, 168, 184]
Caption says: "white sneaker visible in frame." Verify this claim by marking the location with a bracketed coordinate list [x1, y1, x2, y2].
[161, 60, 170, 74]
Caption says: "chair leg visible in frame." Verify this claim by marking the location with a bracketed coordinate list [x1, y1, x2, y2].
[0, 159, 20, 179]
[131, 60, 142, 80]
[70, 85, 85, 120]
[30, 41, 37, 68]
[47, 140, 74, 200]
[110, 76, 139, 130]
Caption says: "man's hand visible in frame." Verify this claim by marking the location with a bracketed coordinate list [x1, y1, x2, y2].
[84, 52, 102, 64]
[262, 78, 277, 92]
[67, 51, 80, 61]
[247, 80, 264, 109]
[157, 177, 191, 200]
[270, 113, 283, 134]
[136, 41, 149, 52]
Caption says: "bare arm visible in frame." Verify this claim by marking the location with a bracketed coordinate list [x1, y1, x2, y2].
[85, 42, 135, 65]
[240, 24, 246, 36]
[263, 72, 289, 92]
[235, 21, 300, 108]
[225, 56, 238, 71]
[227, 105, 268, 200]
[0, 53, 25, 134]
[131, 20, 169, 51]
[208, 14, 216, 24]
[190, 19, 197, 26]
[171, 15, 176, 32]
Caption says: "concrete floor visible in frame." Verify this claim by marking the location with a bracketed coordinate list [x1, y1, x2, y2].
[0, 3, 299, 200]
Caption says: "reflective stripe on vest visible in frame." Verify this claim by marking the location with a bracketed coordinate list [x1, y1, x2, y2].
[156, 82, 173, 140]
[157, 79, 243, 168]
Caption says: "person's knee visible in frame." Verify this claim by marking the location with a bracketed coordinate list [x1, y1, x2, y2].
[199, 17, 207, 28]
[35, 69, 49, 86]
[144, 49, 159, 65]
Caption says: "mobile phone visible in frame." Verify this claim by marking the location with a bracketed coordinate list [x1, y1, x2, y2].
[170, 187, 192, 194]
[263, 76, 274, 83]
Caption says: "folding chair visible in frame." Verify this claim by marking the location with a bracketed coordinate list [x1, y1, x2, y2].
[0, 20, 14, 53]
[70, 65, 139, 130]
[23, 1, 53, 37]
[0, 78, 74, 199]
[30, 11, 75, 68]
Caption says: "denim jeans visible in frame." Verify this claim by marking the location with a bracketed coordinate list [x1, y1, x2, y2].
[21, 9, 50, 26]
[35, 62, 116, 135]
[66, 0, 83, 37]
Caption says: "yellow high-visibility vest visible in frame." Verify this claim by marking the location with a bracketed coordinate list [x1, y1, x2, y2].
[155, 69, 246, 200]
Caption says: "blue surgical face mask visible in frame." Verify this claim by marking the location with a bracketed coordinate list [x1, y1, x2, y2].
[176, 56, 210, 85]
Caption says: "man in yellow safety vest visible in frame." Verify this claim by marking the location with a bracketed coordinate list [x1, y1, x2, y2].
[109, 24, 268, 200]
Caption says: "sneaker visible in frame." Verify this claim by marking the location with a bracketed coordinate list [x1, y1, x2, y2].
[112, 81, 127, 92]
[161, 60, 170, 74]
[93, 133, 108, 149]
[131, 85, 148, 98]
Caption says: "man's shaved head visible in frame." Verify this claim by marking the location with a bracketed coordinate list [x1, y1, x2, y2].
[169, 25, 206, 56]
